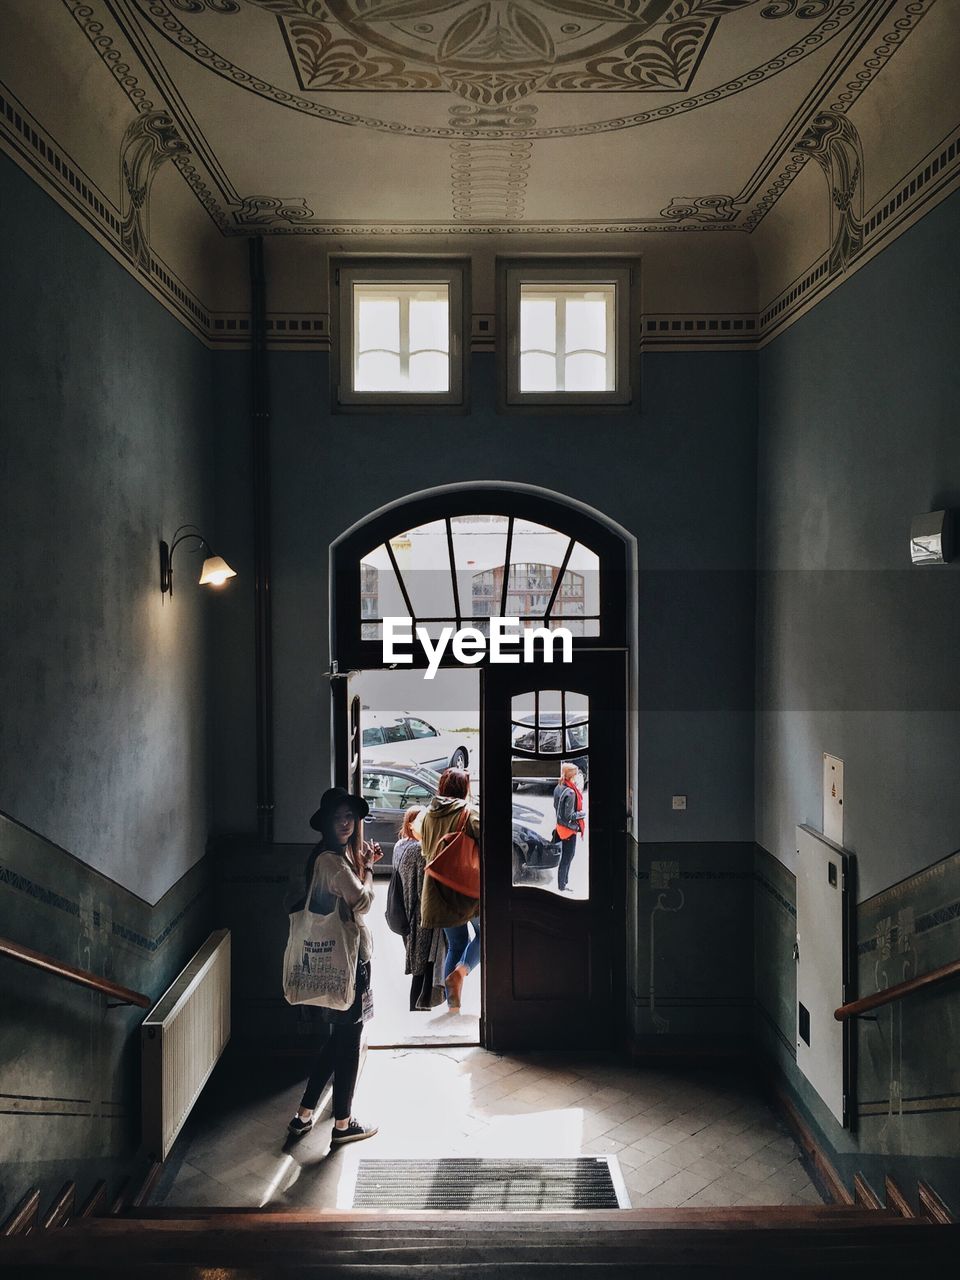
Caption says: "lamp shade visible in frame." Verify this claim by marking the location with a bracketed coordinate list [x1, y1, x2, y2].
[198, 555, 237, 587]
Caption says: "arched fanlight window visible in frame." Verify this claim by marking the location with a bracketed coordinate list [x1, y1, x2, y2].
[333, 492, 627, 668]
[360, 517, 598, 639]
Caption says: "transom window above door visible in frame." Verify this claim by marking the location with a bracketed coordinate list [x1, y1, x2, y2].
[360, 514, 600, 640]
[503, 263, 634, 406]
[336, 263, 466, 406]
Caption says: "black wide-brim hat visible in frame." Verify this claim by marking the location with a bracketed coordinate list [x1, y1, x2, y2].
[309, 786, 370, 832]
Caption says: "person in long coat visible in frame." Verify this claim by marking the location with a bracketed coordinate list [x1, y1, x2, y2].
[418, 768, 480, 1010]
[387, 805, 448, 1011]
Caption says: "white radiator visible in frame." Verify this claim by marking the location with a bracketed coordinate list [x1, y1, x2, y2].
[141, 929, 231, 1161]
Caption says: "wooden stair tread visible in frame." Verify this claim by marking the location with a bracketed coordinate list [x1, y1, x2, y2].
[110, 1204, 905, 1227]
[2, 1211, 955, 1278]
[1, 1220, 955, 1277]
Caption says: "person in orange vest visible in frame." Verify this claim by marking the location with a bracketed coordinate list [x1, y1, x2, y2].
[553, 762, 586, 893]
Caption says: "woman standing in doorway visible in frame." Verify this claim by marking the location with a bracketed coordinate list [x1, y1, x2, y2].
[553, 762, 585, 893]
[287, 787, 381, 1144]
[419, 768, 480, 1011]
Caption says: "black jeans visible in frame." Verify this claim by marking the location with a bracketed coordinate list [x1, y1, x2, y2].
[300, 959, 368, 1117]
[300, 1020, 363, 1118]
[558, 834, 578, 891]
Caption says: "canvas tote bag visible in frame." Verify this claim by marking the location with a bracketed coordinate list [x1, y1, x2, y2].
[425, 807, 481, 898]
[282, 851, 360, 1011]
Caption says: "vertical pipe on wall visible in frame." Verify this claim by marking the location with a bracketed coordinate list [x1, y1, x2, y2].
[250, 237, 274, 842]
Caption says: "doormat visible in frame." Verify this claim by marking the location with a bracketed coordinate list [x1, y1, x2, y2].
[352, 1157, 627, 1211]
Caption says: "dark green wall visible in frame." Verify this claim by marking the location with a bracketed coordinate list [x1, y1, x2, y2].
[212, 345, 758, 849]
[754, 190, 960, 1211]
[0, 152, 216, 905]
[0, 152, 218, 1217]
[0, 814, 211, 1219]
[756, 189, 960, 900]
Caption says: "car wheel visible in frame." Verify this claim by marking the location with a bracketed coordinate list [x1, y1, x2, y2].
[450, 747, 468, 769]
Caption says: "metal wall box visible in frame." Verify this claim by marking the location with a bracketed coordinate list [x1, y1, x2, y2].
[910, 509, 953, 564]
[795, 826, 851, 1127]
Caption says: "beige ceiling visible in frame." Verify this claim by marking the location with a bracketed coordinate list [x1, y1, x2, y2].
[56, 0, 927, 235]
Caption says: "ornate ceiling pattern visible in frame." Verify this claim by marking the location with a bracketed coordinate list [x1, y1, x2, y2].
[1, 0, 955, 350]
[135, 0, 876, 138]
[45, 0, 948, 235]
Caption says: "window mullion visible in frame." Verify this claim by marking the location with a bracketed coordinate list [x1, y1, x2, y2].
[352, 287, 361, 391]
[400, 293, 410, 383]
[607, 286, 616, 391]
[555, 296, 565, 393]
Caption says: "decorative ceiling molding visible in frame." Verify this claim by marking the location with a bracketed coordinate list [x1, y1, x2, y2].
[740, 0, 931, 229]
[759, 123, 960, 340]
[120, 110, 190, 268]
[794, 109, 863, 274]
[56, 0, 934, 237]
[449, 103, 535, 222]
[129, 0, 871, 139]
[233, 194, 318, 225]
[660, 194, 738, 223]
[0, 81, 213, 340]
[273, 2, 720, 101]
[4, 45, 957, 353]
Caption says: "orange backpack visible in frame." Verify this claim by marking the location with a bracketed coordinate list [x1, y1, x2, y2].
[425, 806, 481, 899]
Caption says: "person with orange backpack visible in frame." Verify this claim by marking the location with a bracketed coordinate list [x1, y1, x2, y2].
[418, 767, 481, 1010]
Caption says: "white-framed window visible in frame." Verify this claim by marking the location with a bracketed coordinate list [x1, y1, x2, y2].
[503, 264, 633, 405]
[336, 263, 465, 405]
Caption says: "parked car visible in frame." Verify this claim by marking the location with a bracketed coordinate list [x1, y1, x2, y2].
[510, 713, 589, 791]
[359, 758, 560, 884]
[361, 711, 470, 772]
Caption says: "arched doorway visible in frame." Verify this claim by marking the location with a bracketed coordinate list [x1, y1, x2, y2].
[331, 487, 632, 1050]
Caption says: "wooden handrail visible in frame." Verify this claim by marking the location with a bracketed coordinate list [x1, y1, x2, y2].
[835, 958, 960, 1021]
[0, 936, 151, 1009]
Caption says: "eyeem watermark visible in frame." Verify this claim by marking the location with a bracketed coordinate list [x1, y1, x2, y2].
[383, 616, 573, 680]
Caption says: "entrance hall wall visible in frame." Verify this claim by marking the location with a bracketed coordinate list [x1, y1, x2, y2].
[756, 187, 960, 899]
[213, 348, 758, 845]
[0, 152, 217, 904]
[211, 345, 758, 1045]
[0, 152, 218, 1221]
[755, 186, 960, 1211]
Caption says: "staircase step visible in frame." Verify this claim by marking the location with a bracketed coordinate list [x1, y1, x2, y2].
[3, 1208, 954, 1278]
[40, 1183, 75, 1231]
[77, 1182, 107, 1219]
[116, 1204, 900, 1228]
[0, 1187, 40, 1237]
[918, 1180, 954, 1225]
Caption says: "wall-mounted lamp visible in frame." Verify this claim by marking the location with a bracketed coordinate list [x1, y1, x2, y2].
[909, 510, 953, 565]
[159, 525, 237, 596]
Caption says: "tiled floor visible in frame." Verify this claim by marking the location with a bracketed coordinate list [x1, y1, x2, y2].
[151, 1048, 824, 1212]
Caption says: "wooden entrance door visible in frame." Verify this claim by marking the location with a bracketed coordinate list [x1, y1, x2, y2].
[481, 651, 627, 1050]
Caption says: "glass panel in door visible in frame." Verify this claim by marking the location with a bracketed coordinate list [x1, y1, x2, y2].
[510, 690, 590, 899]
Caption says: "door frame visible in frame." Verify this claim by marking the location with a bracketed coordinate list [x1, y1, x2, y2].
[328, 485, 637, 1052]
[480, 651, 628, 1051]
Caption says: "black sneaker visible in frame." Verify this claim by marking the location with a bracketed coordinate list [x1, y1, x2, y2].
[330, 1117, 378, 1146]
[288, 1113, 314, 1137]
